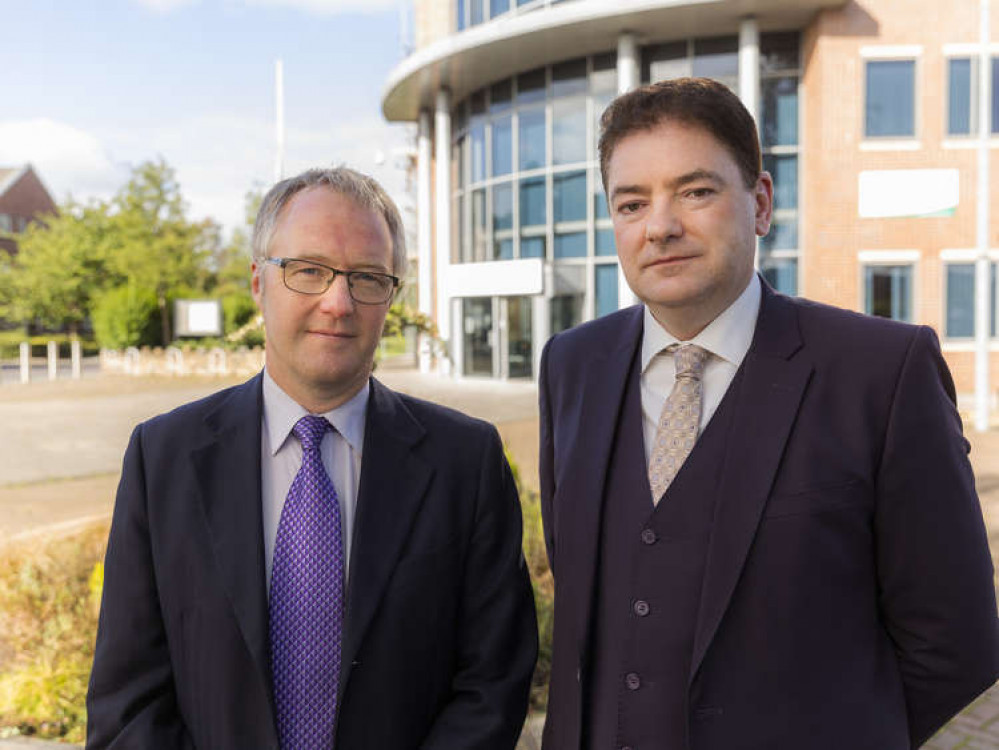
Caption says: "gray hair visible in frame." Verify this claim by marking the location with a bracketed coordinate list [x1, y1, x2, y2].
[251, 166, 408, 279]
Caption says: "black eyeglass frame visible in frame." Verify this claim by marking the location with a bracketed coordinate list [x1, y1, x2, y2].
[264, 257, 400, 304]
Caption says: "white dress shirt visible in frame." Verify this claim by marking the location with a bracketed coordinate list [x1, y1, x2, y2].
[261, 369, 367, 593]
[640, 274, 761, 467]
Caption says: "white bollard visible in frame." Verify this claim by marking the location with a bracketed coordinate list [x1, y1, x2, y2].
[47, 341, 58, 381]
[19, 342, 30, 384]
[71, 340, 82, 379]
[125, 347, 140, 375]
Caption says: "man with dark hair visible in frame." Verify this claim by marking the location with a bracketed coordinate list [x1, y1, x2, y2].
[539, 77, 999, 750]
[87, 166, 537, 749]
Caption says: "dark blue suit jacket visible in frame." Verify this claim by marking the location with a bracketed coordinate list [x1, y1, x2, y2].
[87, 375, 537, 749]
[539, 282, 999, 749]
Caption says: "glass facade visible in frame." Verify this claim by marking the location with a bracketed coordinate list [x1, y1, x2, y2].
[945, 263, 998, 338]
[449, 32, 802, 376]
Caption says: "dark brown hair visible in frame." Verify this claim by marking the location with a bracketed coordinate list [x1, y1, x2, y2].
[598, 77, 762, 192]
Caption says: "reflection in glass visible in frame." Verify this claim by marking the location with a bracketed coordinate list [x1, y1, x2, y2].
[552, 59, 587, 98]
[463, 298, 493, 376]
[643, 41, 688, 83]
[554, 232, 586, 258]
[760, 220, 797, 252]
[493, 183, 513, 230]
[554, 171, 586, 222]
[550, 294, 584, 334]
[491, 0, 509, 18]
[519, 108, 546, 170]
[945, 263, 998, 337]
[493, 115, 512, 176]
[761, 258, 797, 296]
[693, 37, 738, 82]
[517, 69, 546, 104]
[521, 236, 545, 258]
[591, 53, 617, 93]
[472, 189, 488, 261]
[865, 60, 915, 137]
[864, 265, 912, 322]
[596, 264, 619, 317]
[520, 177, 546, 227]
[763, 155, 797, 211]
[762, 78, 798, 147]
[470, 120, 486, 182]
[760, 32, 799, 74]
[554, 98, 587, 165]
[490, 80, 512, 112]
[595, 228, 615, 256]
[494, 238, 513, 260]
[507, 297, 533, 378]
[948, 58, 973, 136]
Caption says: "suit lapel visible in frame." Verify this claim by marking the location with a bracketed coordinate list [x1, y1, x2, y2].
[689, 286, 813, 682]
[561, 308, 644, 665]
[189, 374, 274, 711]
[339, 378, 431, 694]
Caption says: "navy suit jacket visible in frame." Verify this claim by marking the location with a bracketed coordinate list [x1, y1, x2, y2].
[87, 374, 537, 749]
[539, 282, 999, 749]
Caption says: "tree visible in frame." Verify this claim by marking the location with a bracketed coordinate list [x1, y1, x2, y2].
[0, 202, 119, 335]
[107, 159, 217, 343]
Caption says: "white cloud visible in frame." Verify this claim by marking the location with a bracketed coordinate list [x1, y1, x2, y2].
[0, 119, 127, 204]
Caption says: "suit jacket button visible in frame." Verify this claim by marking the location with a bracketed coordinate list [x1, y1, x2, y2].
[641, 528, 657, 545]
[625, 672, 641, 690]
[633, 599, 650, 617]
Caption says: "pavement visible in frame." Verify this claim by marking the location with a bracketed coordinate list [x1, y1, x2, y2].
[3, 367, 999, 747]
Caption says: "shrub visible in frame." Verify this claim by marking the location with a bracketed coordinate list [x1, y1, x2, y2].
[91, 285, 160, 349]
[221, 291, 258, 335]
[0, 524, 108, 742]
[506, 449, 554, 713]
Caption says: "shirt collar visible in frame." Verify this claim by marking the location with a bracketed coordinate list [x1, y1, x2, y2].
[641, 273, 761, 373]
[262, 369, 369, 456]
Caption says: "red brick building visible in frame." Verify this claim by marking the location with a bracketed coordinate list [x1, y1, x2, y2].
[0, 164, 57, 257]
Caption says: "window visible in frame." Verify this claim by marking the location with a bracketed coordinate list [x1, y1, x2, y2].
[519, 109, 546, 170]
[865, 59, 916, 137]
[948, 58, 974, 136]
[864, 265, 913, 322]
[595, 264, 619, 317]
[945, 262, 997, 338]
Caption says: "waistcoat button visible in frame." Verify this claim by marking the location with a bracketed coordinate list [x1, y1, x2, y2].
[625, 672, 641, 690]
[641, 528, 657, 545]
[633, 599, 650, 617]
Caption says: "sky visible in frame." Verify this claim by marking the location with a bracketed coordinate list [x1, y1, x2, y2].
[0, 0, 415, 235]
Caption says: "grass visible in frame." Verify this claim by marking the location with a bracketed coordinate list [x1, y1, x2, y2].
[0, 523, 107, 743]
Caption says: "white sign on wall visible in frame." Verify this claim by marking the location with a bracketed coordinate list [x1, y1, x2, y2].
[858, 169, 960, 219]
[174, 299, 223, 337]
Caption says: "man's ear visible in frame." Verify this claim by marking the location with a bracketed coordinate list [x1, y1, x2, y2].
[754, 171, 774, 238]
[251, 260, 263, 308]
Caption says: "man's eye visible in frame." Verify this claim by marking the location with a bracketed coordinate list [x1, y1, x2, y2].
[685, 188, 713, 199]
[293, 265, 323, 277]
[352, 272, 379, 283]
[617, 201, 642, 214]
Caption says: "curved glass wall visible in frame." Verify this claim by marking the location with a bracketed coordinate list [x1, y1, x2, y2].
[457, 0, 580, 31]
[452, 51, 621, 335]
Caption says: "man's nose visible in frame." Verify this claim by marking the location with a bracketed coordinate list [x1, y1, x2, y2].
[317, 273, 355, 314]
[645, 199, 683, 245]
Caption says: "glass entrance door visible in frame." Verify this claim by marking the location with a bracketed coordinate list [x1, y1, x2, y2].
[462, 297, 494, 376]
[505, 296, 532, 379]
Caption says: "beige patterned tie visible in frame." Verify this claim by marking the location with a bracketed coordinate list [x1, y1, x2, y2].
[648, 344, 710, 504]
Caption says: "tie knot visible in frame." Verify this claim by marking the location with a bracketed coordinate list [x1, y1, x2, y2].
[669, 344, 709, 380]
[293, 415, 329, 451]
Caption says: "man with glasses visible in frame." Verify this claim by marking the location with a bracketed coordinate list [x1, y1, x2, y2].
[87, 167, 537, 750]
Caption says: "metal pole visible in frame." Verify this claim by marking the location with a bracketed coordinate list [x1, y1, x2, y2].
[417, 109, 434, 373]
[975, 0, 991, 431]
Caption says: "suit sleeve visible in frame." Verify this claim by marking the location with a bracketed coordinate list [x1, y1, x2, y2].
[419, 424, 538, 750]
[86, 425, 194, 750]
[874, 326, 999, 748]
[538, 336, 557, 573]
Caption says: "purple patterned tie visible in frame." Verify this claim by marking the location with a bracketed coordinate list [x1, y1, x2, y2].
[269, 415, 344, 749]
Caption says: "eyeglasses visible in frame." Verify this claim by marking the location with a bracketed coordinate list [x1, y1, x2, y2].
[264, 257, 399, 305]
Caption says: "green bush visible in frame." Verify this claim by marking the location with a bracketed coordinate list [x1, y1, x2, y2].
[221, 291, 257, 335]
[0, 524, 108, 743]
[91, 285, 160, 349]
[506, 449, 554, 713]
